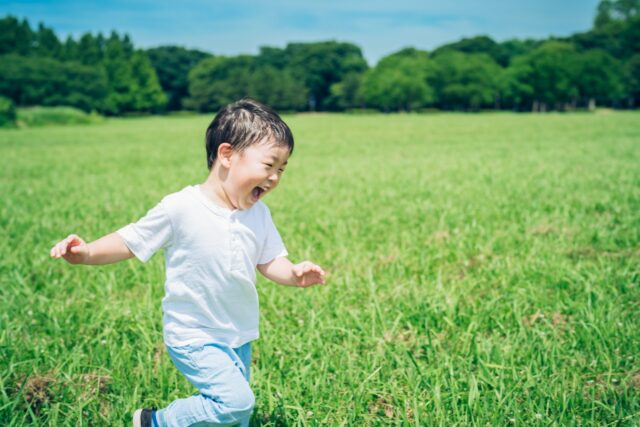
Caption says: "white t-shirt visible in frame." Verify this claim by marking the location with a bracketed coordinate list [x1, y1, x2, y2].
[117, 185, 287, 348]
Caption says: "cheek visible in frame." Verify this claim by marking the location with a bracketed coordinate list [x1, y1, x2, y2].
[237, 167, 266, 189]
[249, 166, 269, 181]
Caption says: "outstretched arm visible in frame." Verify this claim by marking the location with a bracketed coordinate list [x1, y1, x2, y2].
[258, 257, 326, 287]
[50, 232, 134, 265]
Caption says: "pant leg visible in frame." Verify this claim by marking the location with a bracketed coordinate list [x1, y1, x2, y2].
[232, 343, 251, 427]
[234, 342, 251, 383]
[157, 342, 254, 427]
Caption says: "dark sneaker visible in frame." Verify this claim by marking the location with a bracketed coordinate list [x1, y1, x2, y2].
[132, 408, 158, 427]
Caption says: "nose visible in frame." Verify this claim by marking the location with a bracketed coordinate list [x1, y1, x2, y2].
[268, 172, 280, 185]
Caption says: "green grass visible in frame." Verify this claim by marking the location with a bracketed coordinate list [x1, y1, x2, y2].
[16, 106, 103, 128]
[1, 112, 639, 425]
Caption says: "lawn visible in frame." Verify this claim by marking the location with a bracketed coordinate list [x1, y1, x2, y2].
[1, 111, 639, 425]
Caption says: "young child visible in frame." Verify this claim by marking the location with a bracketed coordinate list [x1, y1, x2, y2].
[50, 98, 326, 427]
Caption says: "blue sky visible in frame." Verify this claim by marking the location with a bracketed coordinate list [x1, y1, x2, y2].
[1, 0, 600, 64]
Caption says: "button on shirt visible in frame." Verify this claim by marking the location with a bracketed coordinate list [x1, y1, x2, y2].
[117, 185, 288, 348]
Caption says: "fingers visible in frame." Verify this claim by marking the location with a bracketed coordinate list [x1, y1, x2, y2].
[50, 239, 66, 258]
[50, 234, 83, 258]
[299, 261, 325, 275]
[305, 262, 326, 282]
[295, 261, 327, 287]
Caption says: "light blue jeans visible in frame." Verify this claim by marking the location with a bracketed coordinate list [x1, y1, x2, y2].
[155, 342, 254, 427]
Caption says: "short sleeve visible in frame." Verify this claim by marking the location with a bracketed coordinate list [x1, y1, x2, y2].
[258, 206, 288, 265]
[117, 202, 173, 262]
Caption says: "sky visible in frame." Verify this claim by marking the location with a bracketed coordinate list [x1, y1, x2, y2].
[1, 0, 600, 64]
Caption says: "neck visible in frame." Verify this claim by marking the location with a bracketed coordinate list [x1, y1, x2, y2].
[200, 168, 235, 210]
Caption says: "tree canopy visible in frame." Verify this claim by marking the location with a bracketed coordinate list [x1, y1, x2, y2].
[360, 48, 433, 111]
[147, 46, 210, 110]
[0, 17, 166, 114]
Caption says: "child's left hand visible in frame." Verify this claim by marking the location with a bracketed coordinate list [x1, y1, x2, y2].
[292, 261, 326, 287]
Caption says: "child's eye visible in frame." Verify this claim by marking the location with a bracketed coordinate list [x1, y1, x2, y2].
[265, 163, 273, 168]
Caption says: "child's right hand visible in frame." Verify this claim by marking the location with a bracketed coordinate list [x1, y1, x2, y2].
[50, 234, 90, 264]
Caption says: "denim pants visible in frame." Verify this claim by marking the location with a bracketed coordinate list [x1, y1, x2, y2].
[155, 342, 254, 427]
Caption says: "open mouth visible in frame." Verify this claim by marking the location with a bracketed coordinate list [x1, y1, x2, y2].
[251, 186, 266, 202]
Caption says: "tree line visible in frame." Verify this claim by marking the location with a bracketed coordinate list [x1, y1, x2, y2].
[0, 22, 166, 115]
[0, 0, 638, 114]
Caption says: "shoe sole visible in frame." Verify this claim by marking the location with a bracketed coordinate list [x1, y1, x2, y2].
[132, 409, 143, 427]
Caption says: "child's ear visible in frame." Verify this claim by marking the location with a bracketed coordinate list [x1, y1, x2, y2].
[217, 143, 233, 168]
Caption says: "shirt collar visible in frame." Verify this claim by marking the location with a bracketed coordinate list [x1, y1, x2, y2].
[190, 185, 238, 219]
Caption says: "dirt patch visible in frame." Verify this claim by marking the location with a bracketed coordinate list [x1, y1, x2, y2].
[522, 311, 570, 329]
[455, 253, 491, 279]
[79, 372, 111, 396]
[628, 371, 640, 391]
[77, 373, 113, 420]
[383, 327, 418, 347]
[368, 395, 394, 419]
[430, 230, 450, 242]
[153, 342, 165, 375]
[18, 370, 115, 417]
[551, 312, 569, 327]
[19, 373, 57, 415]
[376, 253, 398, 266]
[583, 370, 640, 398]
[566, 246, 598, 258]
[523, 311, 544, 327]
[528, 223, 555, 235]
[463, 254, 487, 270]
[404, 402, 414, 422]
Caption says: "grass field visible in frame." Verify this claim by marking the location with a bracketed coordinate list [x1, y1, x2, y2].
[1, 112, 639, 425]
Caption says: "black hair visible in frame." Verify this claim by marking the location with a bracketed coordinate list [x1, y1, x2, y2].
[205, 98, 294, 169]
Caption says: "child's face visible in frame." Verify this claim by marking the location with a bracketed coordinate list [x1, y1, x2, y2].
[224, 138, 290, 210]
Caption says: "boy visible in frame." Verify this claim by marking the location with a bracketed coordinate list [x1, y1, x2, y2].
[50, 98, 326, 427]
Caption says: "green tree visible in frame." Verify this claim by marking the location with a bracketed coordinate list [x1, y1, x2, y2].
[324, 73, 364, 111]
[595, 0, 640, 28]
[574, 1, 639, 60]
[0, 18, 167, 115]
[0, 95, 16, 127]
[34, 22, 62, 58]
[575, 49, 625, 108]
[186, 55, 307, 112]
[284, 41, 368, 110]
[360, 48, 433, 111]
[432, 35, 510, 66]
[146, 46, 210, 110]
[507, 41, 580, 111]
[250, 66, 308, 111]
[62, 36, 78, 62]
[43, 62, 110, 111]
[186, 56, 255, 112]
[121, 34, 134, 57]
[130, 51, 168, 112]
[101, 32, 136, 114]
[0, 54, 108, 111]
[498, 62, 534, 111]
[625, 54, 640, 106]
[256, 46, 289, 69]
[0, 16, 33, 55]
[499, 38, 542, 65]
[75, 33, 104, 65]
[430, 51, 502, 110]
